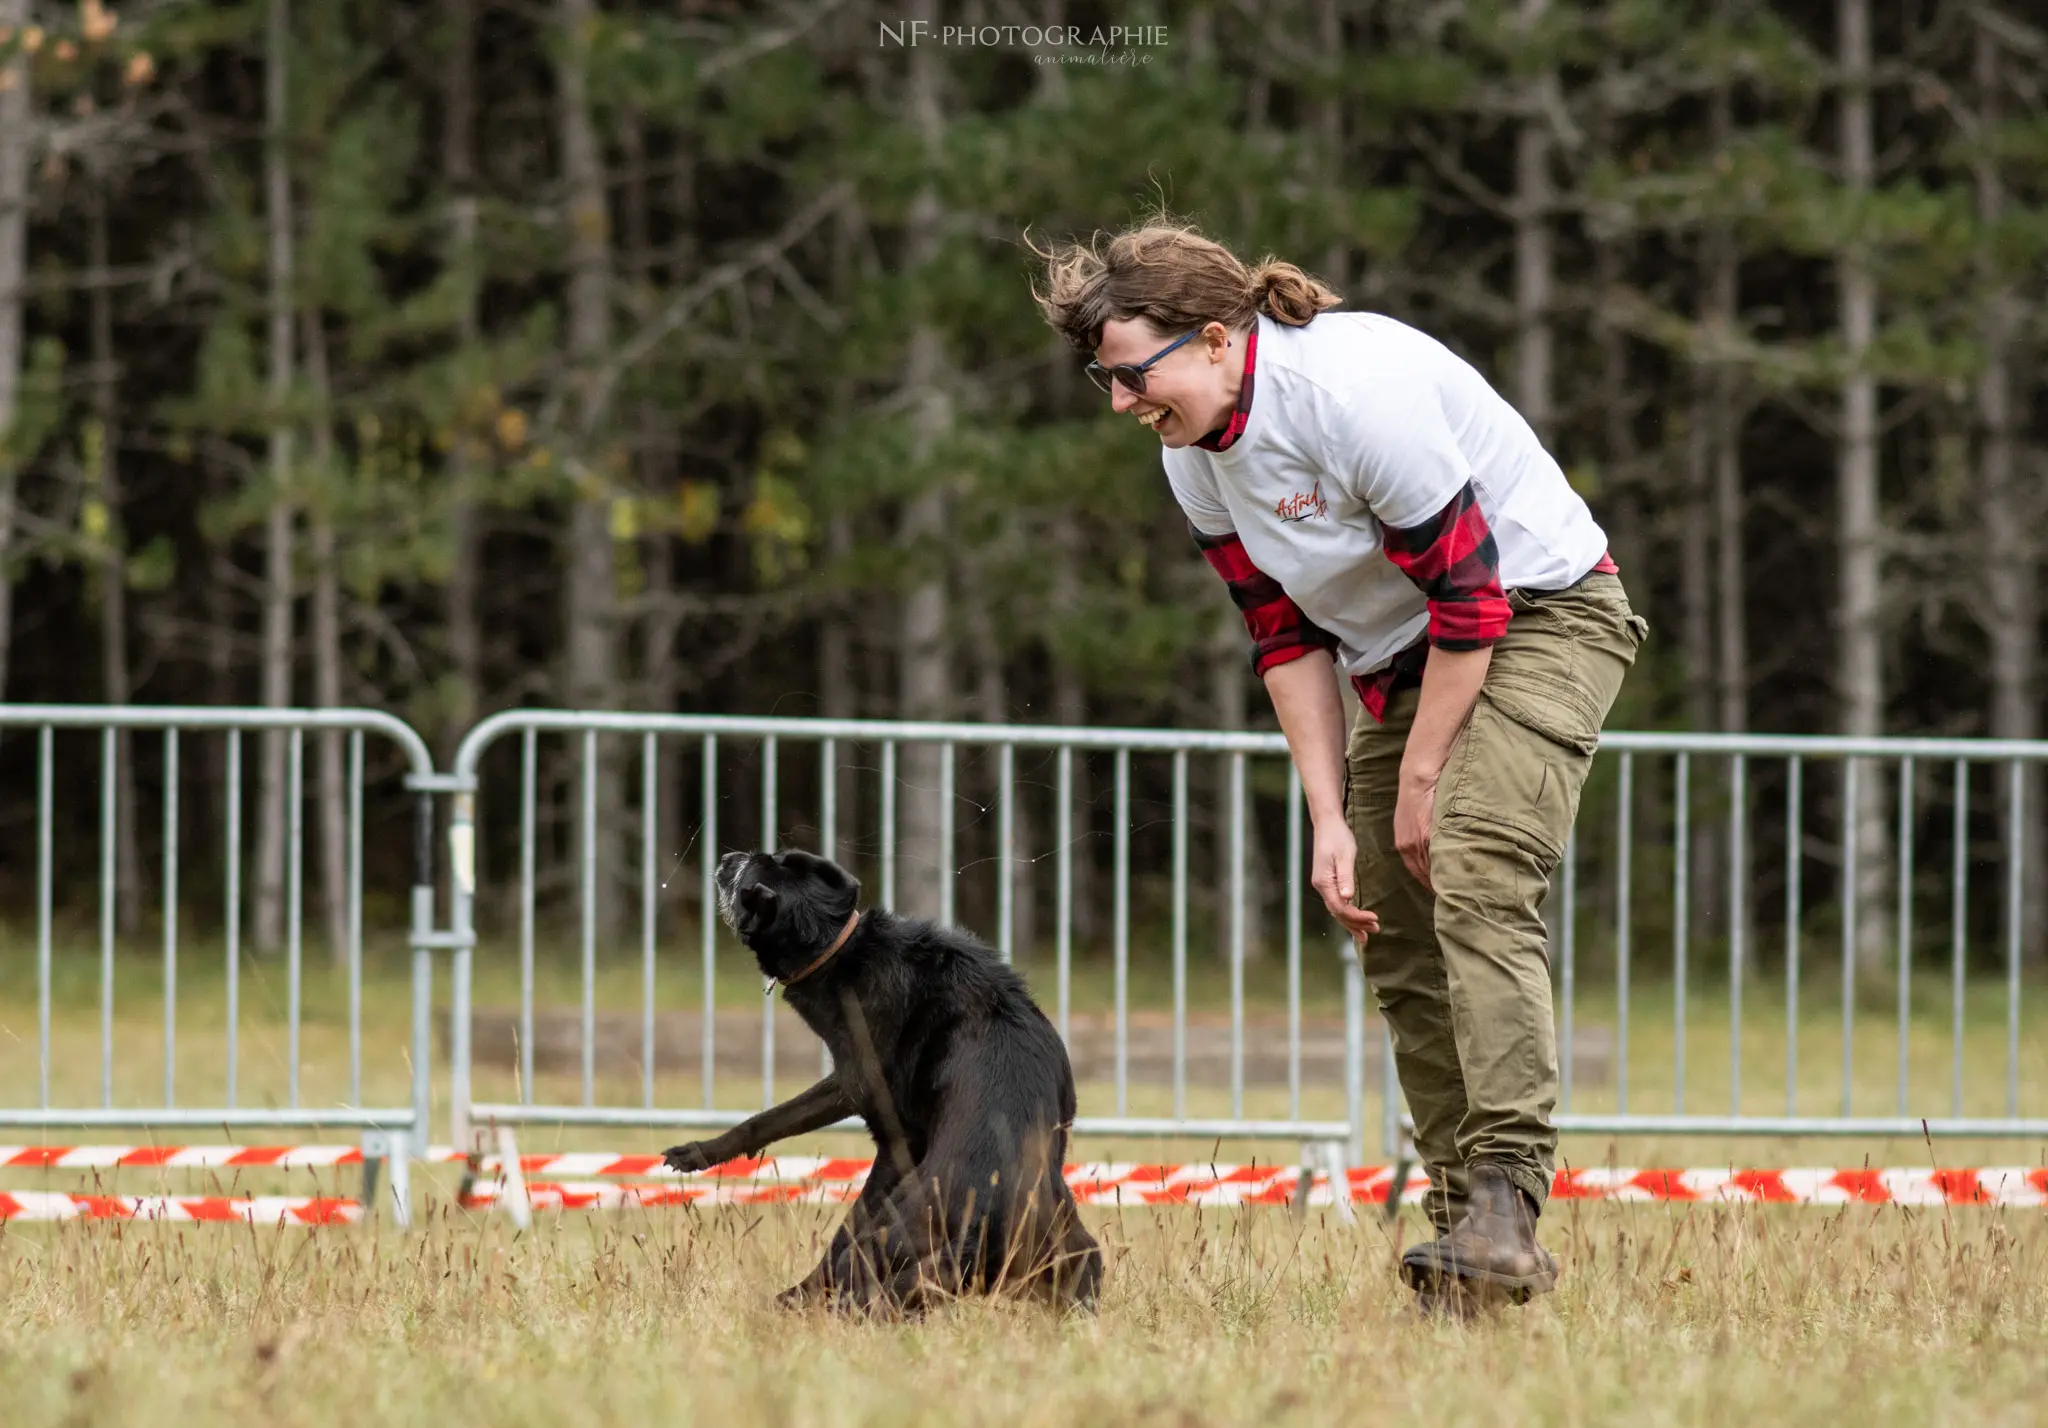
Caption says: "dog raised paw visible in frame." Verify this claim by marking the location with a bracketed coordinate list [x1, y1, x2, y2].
[661, 1142, 716, 1174]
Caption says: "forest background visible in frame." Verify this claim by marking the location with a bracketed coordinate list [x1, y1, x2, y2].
[1, 0, 2043, 974]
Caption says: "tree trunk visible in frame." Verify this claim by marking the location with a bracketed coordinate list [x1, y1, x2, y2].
[1679, 392, 1713, 720]
[895, 413, 952, 921]
[968, 590, 1031, 958]
[0, 0, 30, 710]
[1186, 1, 1212, 61]
[818, 200, 860, 878]
[1837, 0, 1891, 974]
[1513, 0, 1555, 445]
[302, 308, 350, 964]
[90, 183, 144, 933]
[1710, 362, 1745, 733]
[1594, 235, 1644, 613]
[621, 115, 685, 922]
[1681, 375, 1719, 937]
[1707, 76, 1750, 954]
[1707, 82, 1747, 738]
[255, 0, 298, 956]
[1703, 72, 1753, 958]
[1048, 511, 1096, 948]
[1211, 612, 1268, 963]
[1020, 0, 1062, 963]
[1317, 0, 1348, 296]
[559, 0, 623, 943]
[821, 509, 858, 865]
[668, 107, 704, 921]
[1973, 23, 2045, 957]
[208, 541, 238, 701]
[1591, 228, 1637, 940]
[893, 0, 954, 923]
[442, 0, 483, 764]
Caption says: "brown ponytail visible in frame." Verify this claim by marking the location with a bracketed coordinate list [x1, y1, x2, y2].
[1249, 260, 1342, 327]
[1027, 217, 1340, 354]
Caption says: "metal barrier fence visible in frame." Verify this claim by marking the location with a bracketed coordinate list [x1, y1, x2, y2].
[1540, 732, 2046, 1144]
[7, 705, 2046, 1226]
[0, 706, 451, 1222]
[444, 712, 1370, 1199]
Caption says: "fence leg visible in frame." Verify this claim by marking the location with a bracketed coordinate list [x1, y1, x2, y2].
[1383, 1136, 1415, 1223]
[361, 1136, 382, 1215]
[361, 1129, 412, 1230]
[1291, 1143, 1315, 1223]
[456, 1141, 481, 1209]
[1291, 1141, 1357, 1226]
[1323, 1140, 1357, 1226]
[496, 1125, 532, 1232]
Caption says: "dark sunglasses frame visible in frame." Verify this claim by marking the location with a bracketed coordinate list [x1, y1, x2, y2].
[1085, 328, 1202, 397]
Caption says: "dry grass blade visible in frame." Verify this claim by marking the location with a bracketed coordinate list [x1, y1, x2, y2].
[4, 1201, 2048, 1427]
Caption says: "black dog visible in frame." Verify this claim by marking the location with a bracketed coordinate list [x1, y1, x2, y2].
[661, 849, 1103, 1314]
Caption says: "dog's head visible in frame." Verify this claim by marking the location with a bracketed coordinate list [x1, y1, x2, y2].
[714, 848, 862, 981]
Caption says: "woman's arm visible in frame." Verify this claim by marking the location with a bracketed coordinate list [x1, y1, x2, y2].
[1394, 645, 1491, 890]
[1265, 651, 1380, 943]
[1181, 522, 1379, 944]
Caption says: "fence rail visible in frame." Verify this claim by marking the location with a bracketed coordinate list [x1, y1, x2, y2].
[443, 710, 1368, 1167]
[4, 703, 2044, 1227]
[0, 705, 444, 1220]
[1549, 733, 2038, 1143]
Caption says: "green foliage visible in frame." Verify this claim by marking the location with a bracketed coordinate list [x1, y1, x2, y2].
[0, 0, 2040, 763]
[0, 337, 66, 471]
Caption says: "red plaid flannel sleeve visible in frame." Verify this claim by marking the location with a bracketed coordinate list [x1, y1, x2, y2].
[1379, 480, 1511, 650]
[1190, 525, 1339, 676]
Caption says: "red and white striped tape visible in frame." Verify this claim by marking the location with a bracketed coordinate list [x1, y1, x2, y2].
[0, 1144, 470, 1171]
[455, 1160, 2048, 1211]
[1551, 1166, 2048, 1206]
[0, 1191, 363, 1224]
[8, 1148, 2045, 1214]
[4, 1145, 371, 1171]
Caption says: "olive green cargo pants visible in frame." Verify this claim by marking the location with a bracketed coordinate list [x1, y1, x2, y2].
[1347, 573, 1647, 1230]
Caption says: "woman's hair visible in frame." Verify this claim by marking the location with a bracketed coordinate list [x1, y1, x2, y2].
[1027, 218, 1341, 355]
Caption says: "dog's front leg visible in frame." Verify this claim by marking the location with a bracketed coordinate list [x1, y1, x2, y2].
[778, 1155, 907, 1308]
[821, 1174, 956, 1316]
[662, 1077, 854, 1173]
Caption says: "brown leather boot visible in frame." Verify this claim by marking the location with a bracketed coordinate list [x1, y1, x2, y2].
[1398, 1163, 1556, 1303]
[1402, 1281, 1502, 1323]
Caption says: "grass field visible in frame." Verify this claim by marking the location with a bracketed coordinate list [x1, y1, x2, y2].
[5, 1195, 2048, 1425]
[5, 928, 2047, 1426]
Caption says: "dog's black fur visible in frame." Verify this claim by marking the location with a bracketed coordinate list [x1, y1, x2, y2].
[661, 848, 1103, 1314]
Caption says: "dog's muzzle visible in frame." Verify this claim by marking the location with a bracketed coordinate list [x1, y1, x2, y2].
[713, 851, 750, 931]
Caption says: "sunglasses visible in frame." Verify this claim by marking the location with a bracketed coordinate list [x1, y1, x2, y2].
[1085, 328, 1202, 397]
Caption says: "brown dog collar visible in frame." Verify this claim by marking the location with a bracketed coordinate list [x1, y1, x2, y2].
[778, 910, 861, 988]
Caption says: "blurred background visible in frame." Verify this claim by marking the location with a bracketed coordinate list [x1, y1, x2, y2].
[0, 0, 2042, 976]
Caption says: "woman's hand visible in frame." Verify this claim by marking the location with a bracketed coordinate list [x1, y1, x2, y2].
[1396, 645, 1490, 894]
[1310, 816, 1381, 946]
[1394, 769, 1437, 892]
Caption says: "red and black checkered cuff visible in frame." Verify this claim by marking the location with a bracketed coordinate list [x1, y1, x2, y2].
[1380, 481, 1509, 650]
[1192, 525, 1339, 676]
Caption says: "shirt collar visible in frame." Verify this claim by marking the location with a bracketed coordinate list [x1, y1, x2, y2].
[1194, 322, 1258, 452]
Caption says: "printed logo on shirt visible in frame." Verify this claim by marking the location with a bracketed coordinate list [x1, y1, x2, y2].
[1275, 479, 1328, 524]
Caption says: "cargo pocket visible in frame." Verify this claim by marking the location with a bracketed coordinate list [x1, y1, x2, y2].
[1440, 673, 1600, 871]
[1481, 668, 1605, 759]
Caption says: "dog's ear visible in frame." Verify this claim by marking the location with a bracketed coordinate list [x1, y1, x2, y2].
[817, 858, 860, 902]
[739, 882, 779, 918]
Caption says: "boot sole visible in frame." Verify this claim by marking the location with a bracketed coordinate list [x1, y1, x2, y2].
[1399, 1251, 1556, 1303]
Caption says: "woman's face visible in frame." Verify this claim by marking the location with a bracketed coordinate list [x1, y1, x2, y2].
[1093, 317, 1238, 449]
